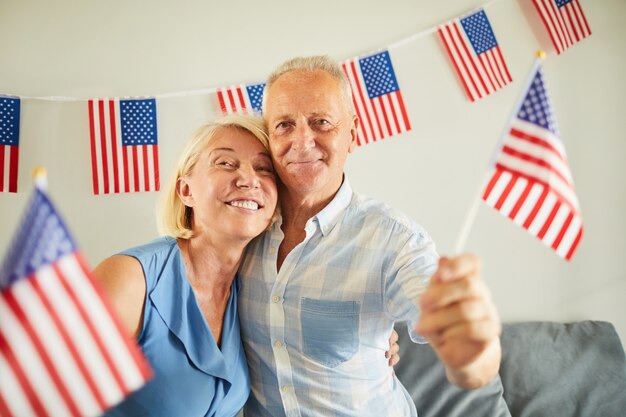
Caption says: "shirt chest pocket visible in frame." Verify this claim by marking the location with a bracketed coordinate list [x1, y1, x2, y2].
[300, 298, 360, 368]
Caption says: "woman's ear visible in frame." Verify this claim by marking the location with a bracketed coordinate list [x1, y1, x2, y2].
[176, 177, 194, 207]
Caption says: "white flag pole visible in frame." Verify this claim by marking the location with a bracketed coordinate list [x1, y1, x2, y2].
[453, 174, 490, 253]
[32, 166, 48, 191]
[453, 51, 546, 253]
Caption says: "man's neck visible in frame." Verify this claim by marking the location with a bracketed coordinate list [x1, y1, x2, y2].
[276, 183, 341, 271]
[279, 186, 338, 231]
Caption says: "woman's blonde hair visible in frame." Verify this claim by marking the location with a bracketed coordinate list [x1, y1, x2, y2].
[157, 114, 271, 239]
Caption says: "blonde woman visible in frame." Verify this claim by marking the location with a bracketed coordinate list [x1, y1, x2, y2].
[94, 115, 277, 416]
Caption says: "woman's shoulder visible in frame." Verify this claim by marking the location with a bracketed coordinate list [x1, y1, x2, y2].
[118, 236, 178, 260]
[91, 237, 179, 337]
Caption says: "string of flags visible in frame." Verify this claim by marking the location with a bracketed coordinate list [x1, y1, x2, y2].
[0, 1, 591, 260]
[437, 9, 513, 102]
[87, 98, 160, 196]
[532, 0, 591, 55]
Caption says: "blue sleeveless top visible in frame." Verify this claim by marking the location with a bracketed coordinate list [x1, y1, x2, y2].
[104, 236, 250, 417]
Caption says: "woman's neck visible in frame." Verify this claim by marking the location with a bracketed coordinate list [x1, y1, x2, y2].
[179, 234, 247, 290]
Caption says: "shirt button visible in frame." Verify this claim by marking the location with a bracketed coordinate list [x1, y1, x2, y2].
[281, 385, 292, 393]
[274, 340, 283, 349]
[271, 295, 281, 303]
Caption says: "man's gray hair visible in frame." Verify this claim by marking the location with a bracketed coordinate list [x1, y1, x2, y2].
[263, 55, 355, 115]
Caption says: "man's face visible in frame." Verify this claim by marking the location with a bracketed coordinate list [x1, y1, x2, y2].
[264, 69, 357, 202]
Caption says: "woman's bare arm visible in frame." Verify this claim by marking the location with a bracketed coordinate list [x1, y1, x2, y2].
[92, 255, 146, 339]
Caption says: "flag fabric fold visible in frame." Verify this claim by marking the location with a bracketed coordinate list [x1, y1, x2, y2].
[88, 98, 160, 195]
[0, 95, 20, 193]
[482, 60, 582, 260]
[438, 8, 513, 102]
[341, 50, 411, 146]
[216, 82, 266, 115]
[532, 0, 591, 55]
[0, 186, 152, 417]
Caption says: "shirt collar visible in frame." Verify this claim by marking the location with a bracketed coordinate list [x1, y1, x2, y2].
[311, 176, 353, 236]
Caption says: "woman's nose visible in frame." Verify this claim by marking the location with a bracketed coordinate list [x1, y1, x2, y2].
[236, 165, 260, 189]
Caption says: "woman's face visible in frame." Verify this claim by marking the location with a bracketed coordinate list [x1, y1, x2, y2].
[179, 127, 278, 243]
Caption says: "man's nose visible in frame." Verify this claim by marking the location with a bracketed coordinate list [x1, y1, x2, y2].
[236, 165, 260, 189]
[290, 123, 316, 150]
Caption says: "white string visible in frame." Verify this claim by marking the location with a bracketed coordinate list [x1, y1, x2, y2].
[5, 0, 508, 102]
[390, 0, 503, 50]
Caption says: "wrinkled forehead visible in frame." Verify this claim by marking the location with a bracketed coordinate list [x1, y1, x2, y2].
[264, 70, 350, 119]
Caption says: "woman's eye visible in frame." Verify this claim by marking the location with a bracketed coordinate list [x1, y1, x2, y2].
[217, 160, 236, 168]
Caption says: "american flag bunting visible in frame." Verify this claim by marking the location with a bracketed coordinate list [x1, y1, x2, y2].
[438, 9, 513, 102]
[216, 83, 265, 115]
[341, 50, 411, 146]
[532, 0, 591, 55]
[0, 186, 152, 417]
[0, 96, 20, 193]
[88, 98, 160, 195]
[482, 60, 583, 260]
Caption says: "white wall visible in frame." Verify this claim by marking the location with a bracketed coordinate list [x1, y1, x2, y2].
[1, 0, 624, 343]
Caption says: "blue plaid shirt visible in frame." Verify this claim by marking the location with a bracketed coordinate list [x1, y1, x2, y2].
[238, 179, 439, 417]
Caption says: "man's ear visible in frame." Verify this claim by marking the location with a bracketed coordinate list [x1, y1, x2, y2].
[176, 177, 194, 207]
[348, 115, 359, 154]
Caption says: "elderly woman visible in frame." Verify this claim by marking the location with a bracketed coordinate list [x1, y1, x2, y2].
[95, 115, 277, 416]
[94, 115, 399, 417]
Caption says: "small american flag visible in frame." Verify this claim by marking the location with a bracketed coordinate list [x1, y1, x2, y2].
[438, 9, 512, 102]
[0, 186, 152, 417]
[88, 98, 160, 195]
[0, 96, 20, 193]
[532, 0, 591, 55]
[216, 83, 265, 115]
[341, 50, 411, 146]
[482, 60, 582, 261]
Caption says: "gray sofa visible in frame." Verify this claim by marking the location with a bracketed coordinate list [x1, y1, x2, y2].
[394, 321, 626, 417]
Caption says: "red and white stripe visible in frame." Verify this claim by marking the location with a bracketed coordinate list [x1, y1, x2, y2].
[438, 19, 512, 102]
[0, 253, 152, 417]
[0, 143, 19, 193]
[482, 119, 583, 260]
[216, 85, 254, 115]
[532, 0, 591, 55]
[341, 58, 411, 147]
[88, 99, 160, 195]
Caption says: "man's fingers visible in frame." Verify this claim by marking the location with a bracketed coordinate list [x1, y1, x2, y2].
[386, 329, 400, 359]
[419, 270, 485, 310]
[390, 329, 399, 344]
[389, 353, 400, 367]
[439, 318, 501, 343]
[416, 299, 491, 336]
[432, 254, 481, 283]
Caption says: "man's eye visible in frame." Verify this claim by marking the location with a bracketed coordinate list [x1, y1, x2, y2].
[313, 119, 333, 128]
[275, 121, 291, 130]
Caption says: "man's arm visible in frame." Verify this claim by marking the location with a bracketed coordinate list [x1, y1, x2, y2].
[415, 254, 502, 388]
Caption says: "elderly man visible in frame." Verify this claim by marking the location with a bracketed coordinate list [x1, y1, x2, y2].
[238, 56, 501, 417]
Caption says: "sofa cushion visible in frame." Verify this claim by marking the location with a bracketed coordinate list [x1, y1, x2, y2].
[500, 320, 626, 417]
[394, 322, 511, 417]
